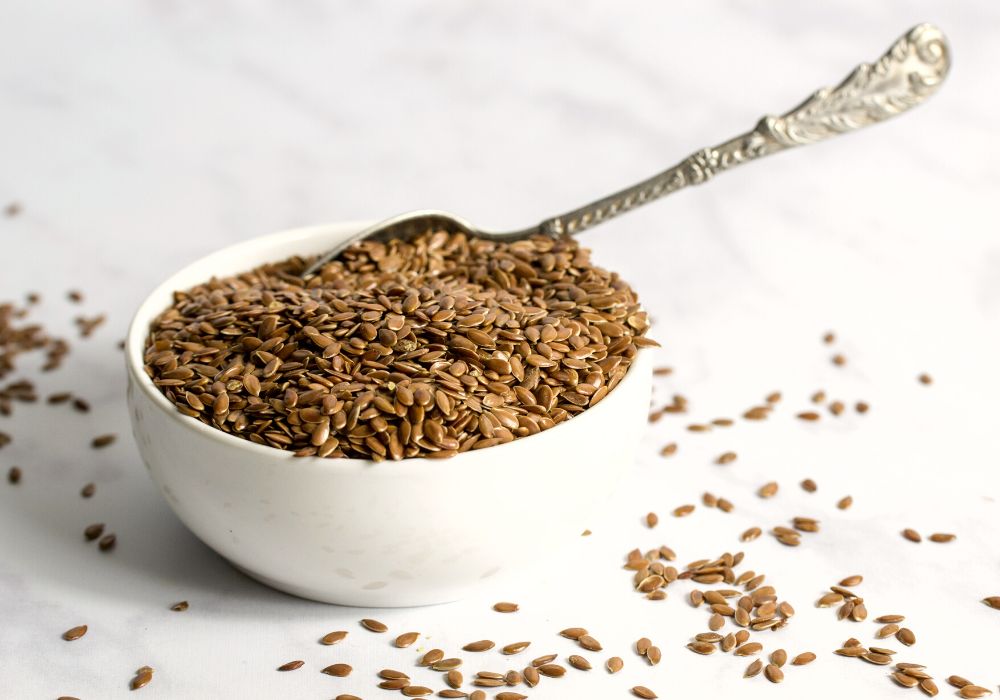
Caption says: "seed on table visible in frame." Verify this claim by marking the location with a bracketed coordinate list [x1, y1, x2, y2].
[812, 391, 826, 403]
[745, 659, 764, 677]
[687, 642, 716, 655]
[495, 693, 527, 700]
[984, 597, 1000, 609]
[929, 533, 955, 543]
[688, 424, 711, 432]
[690, 591, 704, 607]
[379, 679, 411, 690]
[401, 687, 433, 697]
[695, 633, 723, 642]
[733, 643, 762, 657]
[646, 512, 658, 528]
[7, 466, 21, 484]
[948, 677, 974, 688]
[709, 613, 725, 631]
[839, 575, 862, 586]
[503, 641, 531, 655]
[80, 482, 96, 498]
[477, 672, 504, 681]
[522, 666, 539, 686]
[764, 665, 784, 683]
[904, 669, 933, 680]
[91, 434, 116, 448]
[893, 672, 921, 688]
[801, 479, 817, 492]
[770, 650, 787, 668]
[832, 354, 846, 366]
[759, 482, 778, 498]
[560, 628, 587, 639]
[744, 406, 771, 420]
[463, 640, 495, 652]
[98, 533, 116, 551]
[721, 633, 737, 652]
[438, 691, 467, 699]
[171, 601, 188, 612]
[278, 661, 303, 671]
[659, 545, 676, 560]
[494, 602, 519, 613]
[63, 625, 87, 641]
[921, 679, 939, 696]
[84, 523, 104, 540]
[835, 647, 867, 657]
[661, 443, 677, 457]
[718, 497, 734, 512]
[797, 412, 820, 421]
[870, 647, 897, 657]
[792, 652, 816, 665]
[674, 505, 695, 517]
[532, 654, 557, 667]
[381, 670, 411, 680]
[581, 529, 591, 536]
[421, 649, 444, 665]
[321, 632, 352, 646]
[829, 401, 845, 415]
[578, 635, 601, 651]
[132, 671, 153, 689]
[361, 618, 387, 632]
[837, 495, 853, 509]
[654, 367, 673, 375]
[713, 418, 734, 426]
[741, 527, 762, 542]
[735, 608, 751, 626]
[918, 373, 933, 385]
[646, 646, 662, 665]
[322, 663, 352, 677]
[470, 692, 486, 700]
[959, 687, 993, 699]
[897, 628, 916, 646]
[735, 630, 750, 645]
[817, 593, 844, 607]
[876, 615, 904, 623]
[862, 652, 892, 665]
[632, 686, 658, 699]
[537, 664, 566, 678]
[776, 534, 800, 546]
[636, 637, 652, 655]
[767, 391, 783, 402]
[852, 603, 867, 621]
[896, 663, 926, 671]
[717, 452, 737, 464]
[779, 601, 795, 617]
[606, 657, 624, 674]
[703, 492, 719, 507]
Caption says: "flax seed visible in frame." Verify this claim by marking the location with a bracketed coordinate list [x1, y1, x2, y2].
[503, 641, 531, 655]
[64, 625, 87, 641]
[278, 661, 304, 671]
[607, 657, 623, 674]
[791, 652, 816, 665]
[745, 659, 763, 677]
[494, 602, 519, 613]
[646, 512, 658, 528]
[717, 452, 737, 464]
[929, 533, 955, 543]
[171, 601, 188, 612]
[632, 686, 657, 699]
[464, 640, 495, 652]
[674, 505, 695, 517]
[897, 628, 916, 646]
[322, 663, 352, 677]
[91, 434, 116, 448]
[532, 654, 557, 667]
[959, 687, 993, 699]
[84, 523, 104, 540]
[801, 479, 817, 492]
[522, 667, 539, 686]
[759, 482, 778, 498]
[537, 664, 566, 678]
[660, 443, 677, 457]
[797, 412, 820, 421]
[361, 619, 387, 632]
[921, 679, 939, 696]
[646, 646, 662, 665]
[98, 533, 115, 550]
[687, 642, 716, 655]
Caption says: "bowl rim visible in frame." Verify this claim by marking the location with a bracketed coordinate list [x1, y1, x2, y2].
[126, 221, 652, 472]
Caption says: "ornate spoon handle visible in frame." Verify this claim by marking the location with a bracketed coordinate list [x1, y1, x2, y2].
[538, 23, 950, 238]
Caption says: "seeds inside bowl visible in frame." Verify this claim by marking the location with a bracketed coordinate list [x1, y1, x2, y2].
[145, 232, 655, 461]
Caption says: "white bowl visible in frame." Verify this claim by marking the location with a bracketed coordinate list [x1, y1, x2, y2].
[126, 222, 652, 607]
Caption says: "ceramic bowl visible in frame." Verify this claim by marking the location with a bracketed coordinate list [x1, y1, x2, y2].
[125, 221, 652, 607]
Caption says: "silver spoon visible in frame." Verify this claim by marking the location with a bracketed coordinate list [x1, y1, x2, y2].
[305, 23, 949, 276]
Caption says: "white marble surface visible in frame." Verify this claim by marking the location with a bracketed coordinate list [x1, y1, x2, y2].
[2, 1, 999, 698]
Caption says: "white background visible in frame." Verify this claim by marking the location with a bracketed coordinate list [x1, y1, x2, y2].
[1, 1, 999, 698]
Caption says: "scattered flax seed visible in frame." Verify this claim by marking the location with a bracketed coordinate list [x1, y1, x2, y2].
[171, 601, 189, 612]
[870, 646, 896, 655]
[636, 638, 652, 655]
[829, 401, 845, 416]
[716, 451, 737, 464]
[401, 687, 433, 697]
[948, 677, 974, 689]
[918, 374, 933, 385]
[322, 630, 348, 645]
[823, 332, 835, 344]
[721, 633, 737, 652]
[801, 479, 817, 492]
[432, 659, 462, 671]
[687, 642, 716, 655]
[983, 597, 1000, 610]
[741, 527, 762, 542]
[578, 635, 601, 651]
[278, 661, 304, 671]
[469, 693, 486, 700]
[844, 638, 862, 648]
[632, 686, 657, 699]
[322, 663, 353, 677]
[959, 688, 993, 699]
[646, 512, 658, 528]
[477, 672, 504, 681]
[690, 591, 704, 607]
[381, 670, 411, 681]
[688, 424, 711, 432]
[91, 434, 116, 448]
[712, 418, 734, 426]
[493, 602, 519, 613]
[80, 482, 95, 498]
[532, 654, 557, 667]
[379, 683, 411, 693]
[745, 659, 764, 677]
[766, 392, 782, 403]
[792, 652, 816, 665]
[929, 533, 955, 543]
[495, 694, 527, 700]
[770, 650, 787, 668]
[463, 640, 495, 652]
[673, 505, 695, 517]
[718, 497, 734, 512]
[607, 657, 623, 674]
[84, 523, 104, 540]
[73, 398, 90, 412]
[660, 443, 677, 457]
[921, 679, 939, 696]
[537, 664, 566, 678]
[832, 354, 846, 366]
[861, 652, 893, 665]
[779, 601, 795, 617]
[817, 593, 844, 607]
[812, 391, 826, 403]
[522, 667, 539, 686]
[581, 529, 591, 536]
[877, 624, 899, 638]
[8, 466, 21, 484]
[896, 628, 916, 646]
[744, 406, 771, 420]
[764, 664, 784, 683]
[733, 643, 762, 657]
[903, 529, 922, 543]
[131, 671, 153, 690]
[703, 493, 718, 507]
[659, 545, 676, 560]
[646, 646, 662, 665]
[559, 628, 587, 639]
[98, 533, 116, 551]
[653, 367, 673, 375]
[876, 615, 905, 623]
[502, 641, 531, 655]
[420, 649, 444, 666]
[835, 647, 867, 657]
[797, 412, 820, 421]
[856, 401, 869, 413]
[360, 619, 388, 633]
[837, 495, 853, 510]
[894, 672, 921, 688]
[839, 575, 863, 586]
[64, 625, 88, 641]
[759, 482, 778, 498]
[439, 691, 466, 699]
[68, 290, 83, 303]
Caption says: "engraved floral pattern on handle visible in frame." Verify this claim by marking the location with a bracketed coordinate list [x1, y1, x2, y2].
[542, 23, 950, 238]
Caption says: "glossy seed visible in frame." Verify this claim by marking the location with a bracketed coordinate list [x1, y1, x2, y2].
[495, 694, 527, 700]
[421, 649, 444, 666]
[929, 533, 956, 543]
[503, 641, 531, 655]
[559, 628, 588, 639]
[64, 625, 88, 641]
[876, 615, 905, 623]
[742, 527, 762, 542]
[463, 640, 495, 652]
[897, 663, 926, 671]
[402, 687, 433, 697]
[278, 660, 304, 671]
[904, 669, 933, 680]
[537, 664, 566, 678]
[770, 650, 787, 668]
[438, 691, 467, 699]
[132, 672, 153, 690]
[839, 575, 863, 586]
[801, 479, 817, 492]
[578, 635, 602, 651]
[687, 642, 716, 655]
[734, 643, 763, 657]
[171, 601, 188, 612]
[469, 693, 486, 700]
[792, 652, 816, 666]
[745, 659, 764, 678]
[84, 523, 104, 540]
[862, 653, 892, 665]
[721, 634, 737, 652]
[960, 687, 993, 699]
[674, 505, 695, 517]
[779, 601, 795, 617]
[360, 618, 387, 632]
[984, 597, 1000, 609]
[607, 656, 624, 674]
[852, 603, 868, 621]
[98, 533, 116, 550]
[870, 646, 897, 655]
[646, 512, 658, 528]
[835, 647, 867, 657]
[522, 667, 539, 686]
[380, 670, 411, 680]
[323, 630, 348, 645]
[903, 529, 922, 542]
[893, 672, 920, 688]
[632, 686, 658, 699]
[532, 654, 557, 667]
[921, 679, 939, 696]
[494, 602, 519, 613]
[646, 646, 662, 665]
[759, 482, 778, 498]
[717, 452, 737, 464]
[817, 593, 844, 607]
[690, 591, 704, 607]
[837, 495, 853, 509]
[764, 665, 784, 683]
[322, 663, 352, 677]
[709, 613, 724, 631]
[897, 628, 916, 646]
[395, 631, 418, 647]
